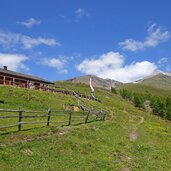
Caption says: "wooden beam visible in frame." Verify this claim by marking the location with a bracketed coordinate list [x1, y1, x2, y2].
[13, 78, 15, 85]
[3, 76, 5, 85]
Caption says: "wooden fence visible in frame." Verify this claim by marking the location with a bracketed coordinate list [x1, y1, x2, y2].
[0, 108, 106, 132]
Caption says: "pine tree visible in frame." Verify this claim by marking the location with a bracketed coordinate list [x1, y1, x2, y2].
[133, 93, 144, 108]
[111, 87, 117, 94]
[165, 96, 171, 120]
[150, 96, 166, 118]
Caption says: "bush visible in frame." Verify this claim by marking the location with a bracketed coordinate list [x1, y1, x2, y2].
[119, 88, 170, 121]
[150, 96, 166, 118]
[133, 94, 145, 108]
[165, 96, 171, 120]
[119, 89, 132, 100]
[111, 87, 117, 94]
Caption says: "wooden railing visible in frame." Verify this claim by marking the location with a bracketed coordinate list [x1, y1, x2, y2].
[0, 108, 106, 132]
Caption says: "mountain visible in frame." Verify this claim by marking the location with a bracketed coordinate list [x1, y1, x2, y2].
[135, 70, 171, 91]
[65, 70, 171, 91]
[66, 75, 122, 89]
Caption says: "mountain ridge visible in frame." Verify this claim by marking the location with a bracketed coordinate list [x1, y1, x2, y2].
[64, 70, 171, 90]
[66, 75, 123, 89]
[134, 70, 171, 83]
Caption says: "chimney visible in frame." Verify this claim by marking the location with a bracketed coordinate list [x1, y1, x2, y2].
[3, 66, 7, 70]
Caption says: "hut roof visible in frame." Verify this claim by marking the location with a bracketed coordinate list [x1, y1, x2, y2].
[0, 67, 53, 84]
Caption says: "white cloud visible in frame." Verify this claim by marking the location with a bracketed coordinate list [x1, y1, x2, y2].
[76, 51, 157, 83]
[157, 57, 171, 72]
[21, 36, 59, 49]
[75, 8, 90, 17]
[119, 24, 170, 51]
[17, 18, 41, 28]
[60, 69, 68, 74]
[41, 57, 68, 74]
[0, 53, 29, 71]
[0, 31, 60, 49]
[157, 57, 168, 65]
[42, 58, 65, 68]
[77, 51, 123, 74]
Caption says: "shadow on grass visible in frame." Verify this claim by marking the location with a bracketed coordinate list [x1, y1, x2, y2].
[0, 119, 104, 135]
[0, 125, 46, 135]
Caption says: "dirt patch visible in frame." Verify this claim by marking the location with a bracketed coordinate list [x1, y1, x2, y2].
[130, 129, 138, 141]
[22, 148, 33, 156]
[112, 151, 131, 164]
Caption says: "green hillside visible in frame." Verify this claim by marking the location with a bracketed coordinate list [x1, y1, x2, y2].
[138, 73, 171, 91]
[117, 83, 171, 97]
[116, 83, 171, 120]
[0, 86, 76, 110]
[0, 83, 171, 171]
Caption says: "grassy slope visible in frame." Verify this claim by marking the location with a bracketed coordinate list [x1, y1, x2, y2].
[0, 83, 171, 171]
[116, 83, 171, 98]
[140, 74, 171, 91]
[0, 86, 77, 110]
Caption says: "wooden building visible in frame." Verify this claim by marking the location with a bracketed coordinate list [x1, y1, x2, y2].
[0, 66, 53, 90]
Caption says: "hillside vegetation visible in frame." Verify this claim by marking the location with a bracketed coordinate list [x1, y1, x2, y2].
[0, 86, 76, 110]
[116, 84, 171, 120]
[116, 83, 171, 97]
[0, 83, 171, 171]
[139, 73, 171, 91]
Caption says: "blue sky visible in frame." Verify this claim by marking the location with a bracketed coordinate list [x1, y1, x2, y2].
[0, 0, 171, 83]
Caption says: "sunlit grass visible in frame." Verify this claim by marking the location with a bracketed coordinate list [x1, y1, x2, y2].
[0, 83, 171, 171]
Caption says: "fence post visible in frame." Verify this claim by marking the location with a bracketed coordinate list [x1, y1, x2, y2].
[47, 108, 51, 126]
[85, 111, 90, 124]
[68, 110, 72, 126]
[18, 110, 23, 131]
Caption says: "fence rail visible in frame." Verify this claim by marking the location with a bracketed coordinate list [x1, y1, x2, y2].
[0, 108, 106, 132]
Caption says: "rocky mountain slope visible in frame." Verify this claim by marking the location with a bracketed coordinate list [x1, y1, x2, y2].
[66, 75, 122, 89]
[65, 70, 171, 91]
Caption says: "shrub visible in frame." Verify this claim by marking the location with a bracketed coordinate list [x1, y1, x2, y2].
[111, 87, 117, 94]
[133, 93, 144, 108]
[165, 96, 171, 120]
